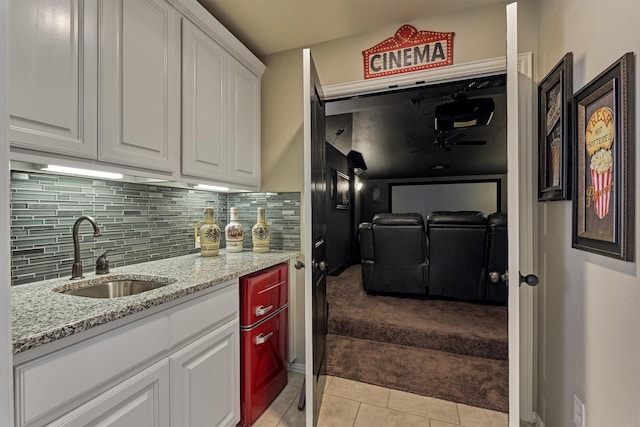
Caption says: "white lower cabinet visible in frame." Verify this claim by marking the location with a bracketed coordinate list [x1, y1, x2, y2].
[47, 360, 170, 427]
[170, 319, 240, 427]
[14, 280, 240, 427]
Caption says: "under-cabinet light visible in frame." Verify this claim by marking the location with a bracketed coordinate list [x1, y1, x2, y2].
[41, 165, 123, 180]
[194, 184, 230, 192]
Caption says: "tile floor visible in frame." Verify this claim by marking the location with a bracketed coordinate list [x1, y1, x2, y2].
[252, 371, 512, 427]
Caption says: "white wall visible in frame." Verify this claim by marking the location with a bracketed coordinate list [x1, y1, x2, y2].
[535, 1, 640, 426]
[261, 49, 304, 192]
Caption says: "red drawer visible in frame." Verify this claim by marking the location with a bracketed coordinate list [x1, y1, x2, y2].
[240, 309, 288, 426]
[240, 263, 288, 327]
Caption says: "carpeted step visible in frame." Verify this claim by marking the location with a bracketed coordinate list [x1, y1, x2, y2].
[326, 334, 508, 413]
[330, 314, 507, 360]
[327, 265, 508, 360]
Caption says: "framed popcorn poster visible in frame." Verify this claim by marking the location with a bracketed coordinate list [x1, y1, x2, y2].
[572, 52, 635, 261]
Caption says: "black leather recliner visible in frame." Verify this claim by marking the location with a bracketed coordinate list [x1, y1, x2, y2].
[358, 213, 428, 295]
[485, 212, 508, 303]
[426, 211, 487, 301]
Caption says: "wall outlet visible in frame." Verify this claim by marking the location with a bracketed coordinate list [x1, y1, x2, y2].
[573, 394, 585, 427]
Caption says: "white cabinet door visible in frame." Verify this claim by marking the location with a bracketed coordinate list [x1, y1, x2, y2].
[14, 315, 169, 427]
[170, 319, 240, 427]
[228, 57, 261, 188]
[181, 18, 227, 181]
[99, 0, 180, 174]
[47, 360, 170, 427]
[9, 0, 98, 159]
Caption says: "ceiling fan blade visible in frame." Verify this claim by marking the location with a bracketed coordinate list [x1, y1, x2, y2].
[454, 140, 487, 145]
[410, 145, 430, 153]
[445, 132, 466, 144]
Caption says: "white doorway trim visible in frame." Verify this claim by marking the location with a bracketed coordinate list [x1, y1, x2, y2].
[0, 0, 15, 423]
[324, 56, 510, 99]
[322, 54, 536, 422]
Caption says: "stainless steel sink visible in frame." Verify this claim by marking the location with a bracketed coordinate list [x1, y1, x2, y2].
[55, 277, 175, 298]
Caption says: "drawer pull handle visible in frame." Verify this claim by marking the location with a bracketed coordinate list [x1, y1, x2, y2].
[254, 332, 273, 345]
[255, 305, 274, 316]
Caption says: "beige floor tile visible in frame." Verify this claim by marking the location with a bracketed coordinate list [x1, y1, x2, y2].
[253, 385, 302, 427]
[457, 404, 508, 427]
[288, 370, 305, 388]
[354, 403, 430, 427]
[325, 377, 390, 407]
[388, 389, 459, 424]
[317, 394, 360, 427]
[325, 375, 334, 390]
[276, 400, 306, 427]
[431, 420, 460, 427]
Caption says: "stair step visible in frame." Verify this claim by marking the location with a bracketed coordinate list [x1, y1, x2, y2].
[330, 314, 507, 360]
[327, 265, 508, 361]
[326, 334, 508, 413]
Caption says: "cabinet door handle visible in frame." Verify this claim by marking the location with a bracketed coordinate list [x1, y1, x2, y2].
[254, 305, 274, 316]
[254, 332, 274, 345]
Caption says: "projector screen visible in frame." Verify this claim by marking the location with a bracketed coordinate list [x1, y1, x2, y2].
[391, 180, 500, 217]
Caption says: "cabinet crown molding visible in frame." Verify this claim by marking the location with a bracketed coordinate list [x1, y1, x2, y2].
[167, 0, 266, 76]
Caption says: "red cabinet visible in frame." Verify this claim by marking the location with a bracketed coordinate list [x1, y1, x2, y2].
[239, 263, 288, 426]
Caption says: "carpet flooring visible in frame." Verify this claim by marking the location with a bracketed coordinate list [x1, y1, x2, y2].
[325, 264, 509, 413]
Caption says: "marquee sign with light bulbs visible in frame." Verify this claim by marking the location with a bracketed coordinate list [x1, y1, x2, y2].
[362, 25, 454, 79]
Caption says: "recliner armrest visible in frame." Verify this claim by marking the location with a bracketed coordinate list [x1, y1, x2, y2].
[358, 222, 375, 261]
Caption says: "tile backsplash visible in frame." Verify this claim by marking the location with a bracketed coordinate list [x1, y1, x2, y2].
[10, 171, 301, 286]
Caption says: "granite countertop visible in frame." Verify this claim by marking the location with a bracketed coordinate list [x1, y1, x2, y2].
[11, 250, 299, 355]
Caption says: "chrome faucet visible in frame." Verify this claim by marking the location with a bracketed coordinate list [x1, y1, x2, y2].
[71, 215, 102, 279]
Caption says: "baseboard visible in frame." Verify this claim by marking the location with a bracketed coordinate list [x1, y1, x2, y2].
[288, 361, 305, 374]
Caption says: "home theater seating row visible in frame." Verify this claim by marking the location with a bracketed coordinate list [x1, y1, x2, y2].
[358, 211, 507, 304]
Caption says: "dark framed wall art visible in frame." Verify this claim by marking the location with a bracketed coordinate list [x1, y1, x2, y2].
[572, 52, 635, 261]
[334, 170, 350, 209]
[538, 52, 573, 201]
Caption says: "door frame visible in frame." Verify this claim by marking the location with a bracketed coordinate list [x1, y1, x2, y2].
[322, 53, 536, 422]
[0, 0, 14, 423]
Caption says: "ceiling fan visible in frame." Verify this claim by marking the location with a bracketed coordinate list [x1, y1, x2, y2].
[433, 130, 487, 152]
[409, 129, 486, 153]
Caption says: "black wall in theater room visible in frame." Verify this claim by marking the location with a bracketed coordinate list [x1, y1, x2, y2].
[325, 142, 353, 276]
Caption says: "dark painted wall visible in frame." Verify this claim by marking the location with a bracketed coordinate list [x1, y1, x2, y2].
[325, 143, 352, 275]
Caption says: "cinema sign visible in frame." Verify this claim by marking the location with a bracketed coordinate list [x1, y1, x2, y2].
[362, 25, 454, 79]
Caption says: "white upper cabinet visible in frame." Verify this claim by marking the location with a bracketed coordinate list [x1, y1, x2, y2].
[99, 0, 181, 174]
[181, 18, 228, 182]
[9, 0, 98, 159]
[181, 17, 261, 189]
[8, 0, 264, 188]
[228, 57, 261, 188]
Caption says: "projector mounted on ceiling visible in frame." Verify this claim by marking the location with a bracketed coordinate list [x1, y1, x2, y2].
[434, 97, 495, 131]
